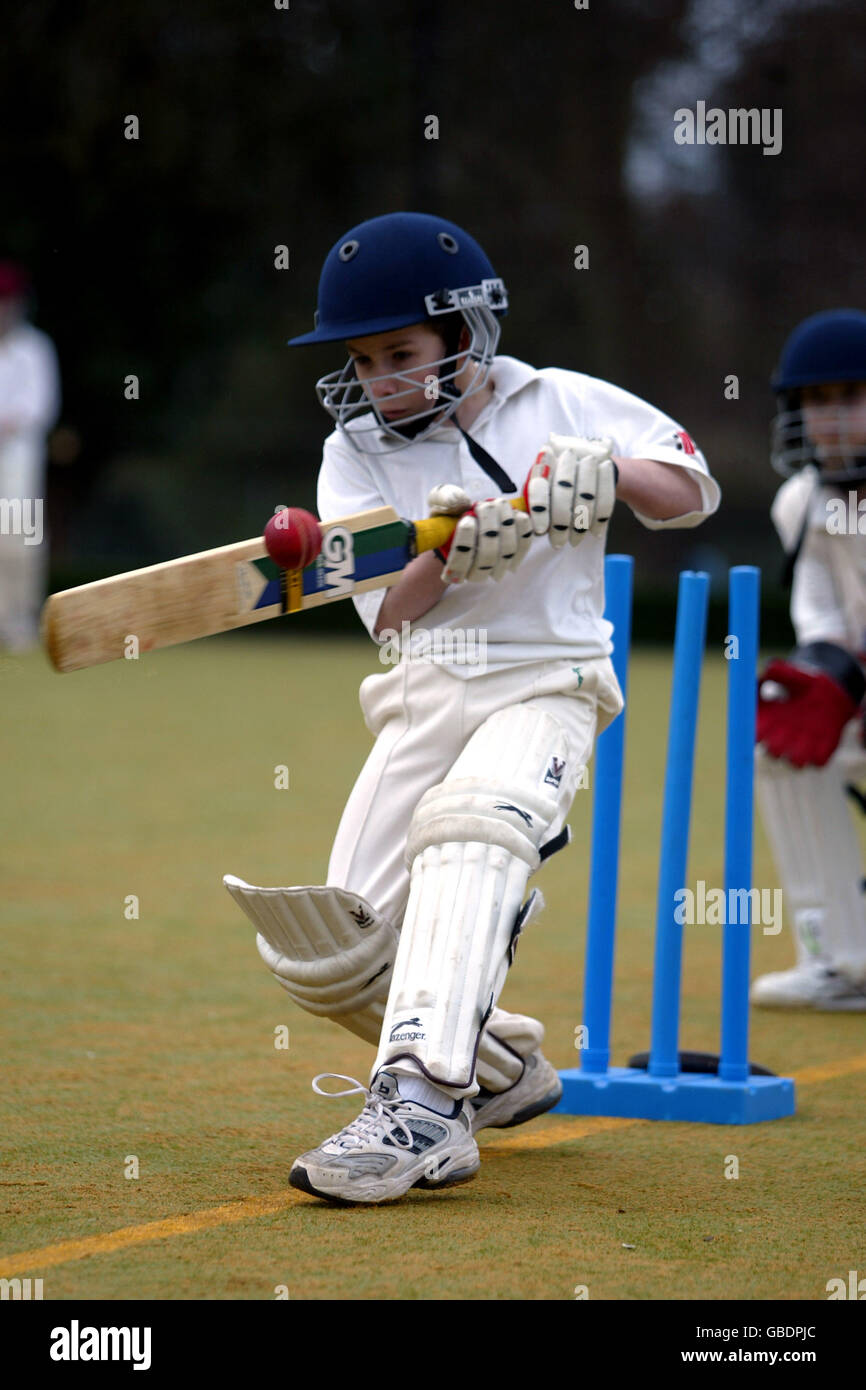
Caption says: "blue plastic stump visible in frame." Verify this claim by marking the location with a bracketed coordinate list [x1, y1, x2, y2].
[557, 564, 796, 1124]
[648, 571, 710, 1078]
[579, 554, 633, 1076]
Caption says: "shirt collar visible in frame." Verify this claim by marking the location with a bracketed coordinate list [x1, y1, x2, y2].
[413, 357, 538, 442]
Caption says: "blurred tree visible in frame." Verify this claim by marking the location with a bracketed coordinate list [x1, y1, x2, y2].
[1, 0, 861, 590]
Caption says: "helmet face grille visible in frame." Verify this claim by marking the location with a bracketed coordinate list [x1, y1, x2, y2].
[771, 397, 866, 484]
[315, 303, 502, 455]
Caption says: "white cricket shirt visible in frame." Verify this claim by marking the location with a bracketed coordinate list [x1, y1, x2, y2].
[317, 355, 720, 675]
[771, 466, 866, 658]
[0, 322, 60, 437]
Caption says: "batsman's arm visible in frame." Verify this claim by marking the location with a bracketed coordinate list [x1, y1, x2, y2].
[613, 457, 704, 520]
[373, 550, 449, 636]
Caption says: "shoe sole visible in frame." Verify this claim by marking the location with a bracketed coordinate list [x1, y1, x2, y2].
[470, 1076, 563, 1134]
[414, 1157, 481, 1189]
[752, 996, 866, 1012]
[492, 1081, 563, 1129]
[289, 1147, 481, 1206]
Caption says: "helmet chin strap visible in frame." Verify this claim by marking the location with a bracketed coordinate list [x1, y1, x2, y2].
[377, 348, 516, 492]
[386, 412, 441, 442]
[434, 380, 518, 494]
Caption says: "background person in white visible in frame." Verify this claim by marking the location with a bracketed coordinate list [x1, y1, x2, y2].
[0, 262, 60, 651]
[754, 309, 866, 1010]
[225, 213, 720, 1204]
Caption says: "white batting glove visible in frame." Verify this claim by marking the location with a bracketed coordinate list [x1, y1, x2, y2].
[427, 483, 474, 517]
[523, 434, 618, 548]
[427, 484, 533, 583]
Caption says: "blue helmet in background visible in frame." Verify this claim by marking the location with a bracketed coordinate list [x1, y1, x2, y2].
[289, 212, 508, 452]
[772, 310, 866, 392]
[771, 309, 866, 482]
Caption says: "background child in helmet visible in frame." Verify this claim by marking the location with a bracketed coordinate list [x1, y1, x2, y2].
[754, 309, 866, 1010]
[226, 212, 720, 1204]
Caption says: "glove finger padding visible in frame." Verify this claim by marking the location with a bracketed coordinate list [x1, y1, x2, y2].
[550, 445, 580, 548]
[523, 434, 617, 547]
[524, 448, 553, 536]
[440, 509, 480, 582]
[474, 498, 511, 580]
[571, 453, 597, 541]
[591, 458, 617, 534]
[441, 497, 531, 583]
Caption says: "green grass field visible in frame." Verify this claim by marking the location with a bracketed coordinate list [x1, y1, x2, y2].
[2, 634, 864, 1301]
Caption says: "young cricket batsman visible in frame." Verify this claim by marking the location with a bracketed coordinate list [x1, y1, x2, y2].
[225, 212, 720, 1203]
[754, 308, 866, 1010]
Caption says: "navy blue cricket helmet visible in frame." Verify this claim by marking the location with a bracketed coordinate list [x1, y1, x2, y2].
[289, 212, 508, 452]
[771, 309, 866, 482]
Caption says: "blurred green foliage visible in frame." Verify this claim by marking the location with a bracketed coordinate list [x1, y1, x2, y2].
[2, 0, 862, 604]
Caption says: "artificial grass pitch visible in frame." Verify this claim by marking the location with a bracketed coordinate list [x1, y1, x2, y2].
[1, 635, 864, 1300]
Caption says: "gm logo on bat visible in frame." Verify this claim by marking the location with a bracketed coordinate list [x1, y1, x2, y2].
[317, 524, 355, 595]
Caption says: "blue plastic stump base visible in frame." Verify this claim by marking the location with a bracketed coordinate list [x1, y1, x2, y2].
[555, 1066, 796, 1124]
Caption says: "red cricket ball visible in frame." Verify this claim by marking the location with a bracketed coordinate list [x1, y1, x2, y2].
[264, 507, 322, 570]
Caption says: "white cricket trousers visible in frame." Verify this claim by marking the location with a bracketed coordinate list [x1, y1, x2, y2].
[328, 653, 624, 931]
[0, 434, 47, 647]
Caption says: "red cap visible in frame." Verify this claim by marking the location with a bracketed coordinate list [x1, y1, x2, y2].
[0, 262, 30, 299]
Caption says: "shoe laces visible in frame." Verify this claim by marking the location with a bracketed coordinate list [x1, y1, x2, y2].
[311, 1073, 414, 1151]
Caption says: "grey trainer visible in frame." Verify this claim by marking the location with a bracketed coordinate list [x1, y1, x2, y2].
[469, 1050, 562, 1134]
[290, 1070, 480, 1204]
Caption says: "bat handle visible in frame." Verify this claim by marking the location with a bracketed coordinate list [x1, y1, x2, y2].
[413, 496, 528, 556]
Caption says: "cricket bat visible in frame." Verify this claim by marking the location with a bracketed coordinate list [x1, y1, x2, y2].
[42, 501, 527, 674]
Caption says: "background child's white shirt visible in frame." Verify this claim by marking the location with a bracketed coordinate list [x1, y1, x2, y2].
[317, 355, 721, 676]
[0, 322, 60, 440]
[772, 467, 866, 657]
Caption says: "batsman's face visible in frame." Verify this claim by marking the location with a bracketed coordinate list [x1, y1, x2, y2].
[801, 381, 866, 466]
[346, 324, 450, 422]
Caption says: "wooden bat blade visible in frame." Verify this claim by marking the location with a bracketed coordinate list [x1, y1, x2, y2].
[42, 499, 525, 674]
[43, 506, 399, 672]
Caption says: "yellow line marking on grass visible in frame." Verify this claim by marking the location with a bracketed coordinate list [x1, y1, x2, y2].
[481, 1115, 641, 1151]
[3, 1055, 865, 1277]
[793, 1052, 866, 1085]
[0, 1191, 305, 1277]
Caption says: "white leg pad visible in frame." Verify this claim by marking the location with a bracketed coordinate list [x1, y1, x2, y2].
[224, 872, 546, 1088]
[223, 875, 398, 1015]
[263, 987, 544, 1093]
[476, 1009, 547, 1091]
[756, 746, 866, 982]
[374, 706, 568, 1093]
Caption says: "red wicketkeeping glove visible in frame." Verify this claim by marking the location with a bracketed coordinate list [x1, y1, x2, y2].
[757, 658, 861, 767]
